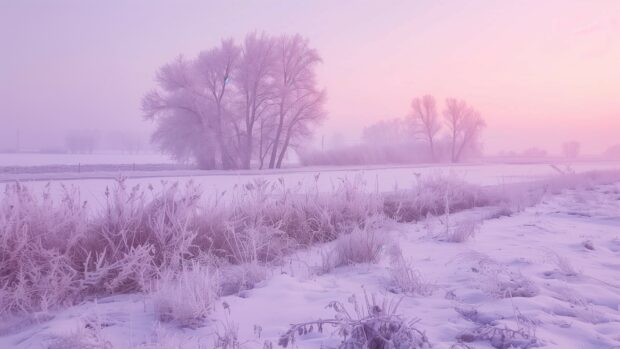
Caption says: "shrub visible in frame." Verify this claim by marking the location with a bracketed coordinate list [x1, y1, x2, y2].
[441, 219, 480, 243]
[384, 173, 493, 222]
[218, 262, 268, 296]
[47, 314, 113, 349]
[457, 324, 539, 349]
[3, 170, 619, 315]
[214, 319, 243, 349]
[152, 262, 219, 328]
[387, 245, 432, 296]
[0, 183, 86, 313]
[332, 224, 387, 267]
[456, 252, 539, 299]
[278, 291, 430, 348]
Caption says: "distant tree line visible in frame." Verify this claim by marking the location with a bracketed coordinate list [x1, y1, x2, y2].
[142, 33, 326, 170]
[300, 95, 486, 166]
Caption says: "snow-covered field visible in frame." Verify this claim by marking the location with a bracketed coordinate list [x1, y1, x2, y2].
[4, 162, 620, 209]
[0, 152, 174, 167]
[2, 178, 619, 348]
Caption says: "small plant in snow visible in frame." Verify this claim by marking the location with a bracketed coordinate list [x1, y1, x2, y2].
[214, 318, 243, 349]
[456, 252, 538, 298]
[218, 262, 268, 296]
[152, 262, 219, 328]
[47, 314, 113, 349]
[542, 249, 578, 277]
[387, 245, 432, 296]
[333, 226, 387, 267]
[457, 324, 539, 349]
[316, 247, 339, 275]
[279, 291, 430, 349]
[440, 219, 480, 243]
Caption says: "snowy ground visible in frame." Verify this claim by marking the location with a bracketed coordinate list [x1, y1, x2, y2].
[3, 162, 620, 209]
[2, 181, 619, 349]
[0, 152, 174, 167]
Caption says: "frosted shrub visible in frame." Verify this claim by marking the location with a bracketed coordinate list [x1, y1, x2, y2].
[543, 249, 578, 277]
[214, 319, 242, 349]
[218, 262, 268, 296]
[265, 176, 382, 246]
[333, 224, 387, 266]
[388, 245, 432, 296]
[457, 323, 539, 349]
[89, 178, 201, 270]
[152, 262, 219, 328]
[47, 314, 113, 349]
[279, 291, 430, 348]
[0, 183, 86, 313]
[80, 244, 154, 296]
[78, 178, 203, 297]
[5, 170, 618, 315]
[487, 272, 539, 299]
[196, 176, 381, 265]
[494, 169, 620, 213]
[316, 247, 339, 275]
[384, 173, 493, 223]
[442, 219, 480, 243]
[0, 176, 386, 314]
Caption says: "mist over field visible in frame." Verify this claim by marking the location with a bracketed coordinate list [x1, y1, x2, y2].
[1, 1, 620, 349]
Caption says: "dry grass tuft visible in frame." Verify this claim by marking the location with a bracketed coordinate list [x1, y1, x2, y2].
[152, 262, 218, 327]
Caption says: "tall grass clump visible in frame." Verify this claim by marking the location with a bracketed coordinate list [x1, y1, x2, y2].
[0, 183, 87, 313]
[0, 176, 383, 315]
[332, 225, 387, 267]
[194, 176, 382, 265]
[387, 245, 432, 295]
[383, 173, 496, 222]
[80, 179, 203, 296]
[279, 291, 430, 348]
[152, 262, 219, 327]
[2, 169, 619, 316]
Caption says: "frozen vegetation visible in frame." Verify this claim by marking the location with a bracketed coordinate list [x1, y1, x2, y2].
[1, 168, 619, 348]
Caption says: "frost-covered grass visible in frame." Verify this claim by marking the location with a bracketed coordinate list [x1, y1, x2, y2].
[279, 291, 430, 349]
[1, 169, 619, 320]
[1, 169, 620, 349]
[0, 175, 380, 315]
[152, 262, 218, 327]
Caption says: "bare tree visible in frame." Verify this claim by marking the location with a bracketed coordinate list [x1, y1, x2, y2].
[410, 95, 440, 161]
[275, 89, 326, 168]
[443, 98, 486, 162]
[269, 34, 325, 169]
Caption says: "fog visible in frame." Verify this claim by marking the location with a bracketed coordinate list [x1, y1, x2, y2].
[1, 0, 619, 156]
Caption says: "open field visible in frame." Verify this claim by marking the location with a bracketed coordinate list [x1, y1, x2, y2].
[1, 165, 620, 349]
[4, 1, 620, 348]
[2, 161, 619, 209]
[0, 153, 174, 167]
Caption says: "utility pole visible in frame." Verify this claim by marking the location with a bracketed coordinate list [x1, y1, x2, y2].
[16, 129, 20, 152]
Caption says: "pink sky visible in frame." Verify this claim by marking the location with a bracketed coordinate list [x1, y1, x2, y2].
[1, 0, 619, 154]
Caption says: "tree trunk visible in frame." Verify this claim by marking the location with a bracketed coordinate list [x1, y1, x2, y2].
[276, 130, 292, 168]
[451, 128, 457, 163]
[243, 129, 253, 169]
[428, 134, 436, 162]
[197, 131, 217, 169]
[269, 104, 286, 169]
